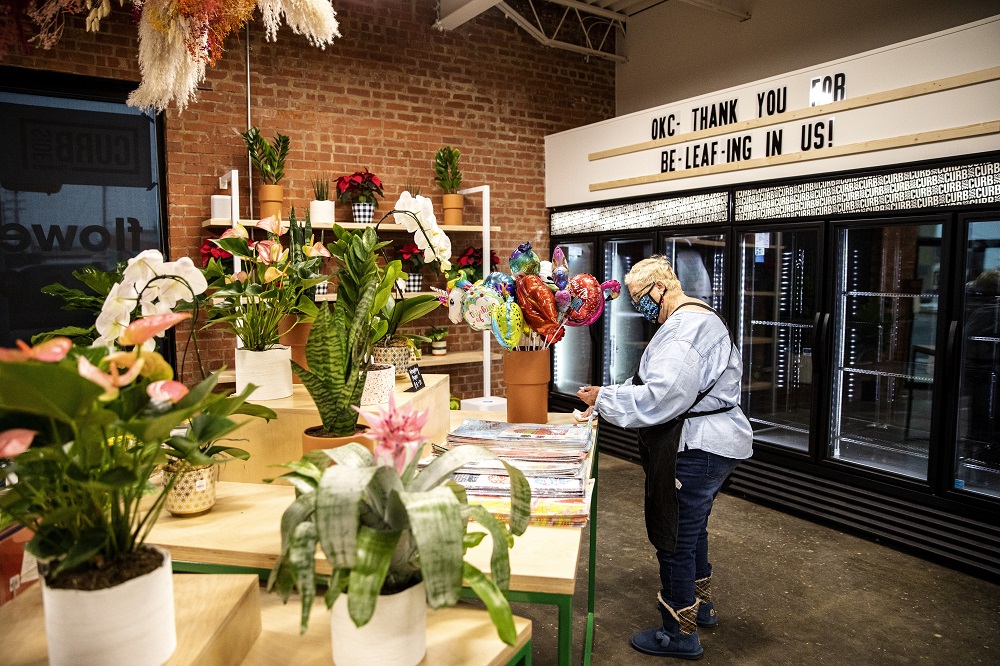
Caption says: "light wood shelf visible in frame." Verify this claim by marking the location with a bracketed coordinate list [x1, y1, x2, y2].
[419, 350, 501, 367]
[201, 218, 499, 233]
[314, 290, 440, 303]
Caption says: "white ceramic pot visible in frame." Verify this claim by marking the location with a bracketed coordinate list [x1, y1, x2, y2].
[235, 346, 293, 400]
[360, 363, 396, 406]
[310, 199, 336, 225]
[42, 546, 175, 666]
[330, 582, 426, 666]
[431, 340, 447, 356]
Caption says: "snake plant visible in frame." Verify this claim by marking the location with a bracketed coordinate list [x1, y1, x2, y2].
[268, 441, 531, 645]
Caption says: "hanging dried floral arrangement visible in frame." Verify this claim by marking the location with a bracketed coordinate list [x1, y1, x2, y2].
[0, 0, 340, 111]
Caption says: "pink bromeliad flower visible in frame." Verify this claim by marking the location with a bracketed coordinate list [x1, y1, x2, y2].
[354, 395, 428, 474]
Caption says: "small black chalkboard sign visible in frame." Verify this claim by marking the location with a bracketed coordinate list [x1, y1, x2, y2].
[405, 364, 425, 392]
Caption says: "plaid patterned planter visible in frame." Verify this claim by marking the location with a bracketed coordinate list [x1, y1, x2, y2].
[352, 202, 375, 225]
[404, 273, 423, 292]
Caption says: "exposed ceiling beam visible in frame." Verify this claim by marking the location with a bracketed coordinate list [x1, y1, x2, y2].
[677, 0, 751, 21]
[435, 0, 504, 31]
[544, 0, 629, 23]
[496, 1, 628, 62]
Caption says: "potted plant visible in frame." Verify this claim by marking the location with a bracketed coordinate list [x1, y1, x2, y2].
[309, 176, 335, 225]
[268, 398, 532, 666]
[204, 217, 327, 400]
[426, 326, 448, 355]
[398, 242, 425, 292]
[372, 283, 441, 376]
[434, 146, 464, 225]
[336, 168, 384, 225]
[240, 126, 290, 222]
[0, 314, 272, 665]
[294, 225, 391, 451]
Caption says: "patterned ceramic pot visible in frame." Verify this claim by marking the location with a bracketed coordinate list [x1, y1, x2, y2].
[164, 463, 218, 517]
[372, 339, 416, 376]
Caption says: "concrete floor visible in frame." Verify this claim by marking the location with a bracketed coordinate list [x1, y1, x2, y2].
[501, 455, 1000, 665]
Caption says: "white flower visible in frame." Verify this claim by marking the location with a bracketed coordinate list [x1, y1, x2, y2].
[153, 257, 208, 309]
[121, 249, 165, 298]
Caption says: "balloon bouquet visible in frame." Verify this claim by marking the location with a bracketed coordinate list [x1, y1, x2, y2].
[437, 242, 621, 351]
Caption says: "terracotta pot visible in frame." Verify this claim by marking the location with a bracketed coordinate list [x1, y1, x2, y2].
[42, 546, 175, 666]
[503, 348, 551, 424]
[279, 316, 312, 384]
[302, 425, 374, 454]
[164, 463, 218, 517]
[258, 183, 283, 222]
[330, 581, 426, 666]
[442, 193, 464, 226]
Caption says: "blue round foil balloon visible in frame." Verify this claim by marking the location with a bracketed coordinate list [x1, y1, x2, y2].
[509, 242, 540, 276]
[483, 271, 517, 300]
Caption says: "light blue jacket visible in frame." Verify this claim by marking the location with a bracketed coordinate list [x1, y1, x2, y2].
[595, 308, 754, 460]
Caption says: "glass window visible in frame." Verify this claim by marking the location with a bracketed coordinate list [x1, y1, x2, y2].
[603, 237, 656, 385]
[552, 241, 595, 394]
[0, 90, 164, 345]
[954, 220, 1000, 498]
[662, 233, 727, 314]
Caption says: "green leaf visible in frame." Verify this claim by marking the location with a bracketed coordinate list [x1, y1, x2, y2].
[467, 505, 512, 591]
[322, 442, 374, 468]
[0, 361, 103, 425]
[346, 527, 402, 628]
[314, 464, 380, 569]
[463, 531, 487, 550]
[288, 521, 319, 633]
[279, 492, 316, 555]
[463, 562, 516, 646]
[97, 467, 139, 488]
[398, 486, 465, 608]
[501, 461, 532, 537]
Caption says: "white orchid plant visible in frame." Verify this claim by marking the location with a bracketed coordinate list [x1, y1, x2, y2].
[391, 192, 452, 274]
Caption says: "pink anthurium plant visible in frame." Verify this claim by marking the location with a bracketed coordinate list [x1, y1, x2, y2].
[0, 317, 276, 587]
[203, 209, 328, 351]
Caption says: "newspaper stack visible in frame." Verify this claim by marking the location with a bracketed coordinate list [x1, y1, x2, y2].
[433, 419, 596, 525]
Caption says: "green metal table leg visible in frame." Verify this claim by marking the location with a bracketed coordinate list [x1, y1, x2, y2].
[461, 589, 573, 666]
[507, 638, 533, 666]
[584, 441, 599, 666]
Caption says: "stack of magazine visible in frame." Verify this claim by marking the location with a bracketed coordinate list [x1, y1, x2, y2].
[433, 419, 596, 527]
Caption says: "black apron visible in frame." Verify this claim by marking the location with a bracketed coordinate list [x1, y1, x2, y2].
[634, 302, 735, 554]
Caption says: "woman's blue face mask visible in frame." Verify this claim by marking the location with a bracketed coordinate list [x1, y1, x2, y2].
[631, 283, 661, 323]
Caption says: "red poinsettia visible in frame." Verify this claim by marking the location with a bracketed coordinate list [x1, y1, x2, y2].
[398, 243, 424, 270]
[336, 168, 384, 205]
[200, 237, 233, 267]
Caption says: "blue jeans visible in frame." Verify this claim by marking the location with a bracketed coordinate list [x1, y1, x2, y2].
[655, 449, 742, 612]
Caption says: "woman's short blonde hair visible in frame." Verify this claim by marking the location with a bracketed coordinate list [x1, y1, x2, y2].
[626, 255, 681, 295]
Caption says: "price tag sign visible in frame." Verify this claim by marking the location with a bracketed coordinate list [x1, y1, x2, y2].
[405, 365, 425, 392]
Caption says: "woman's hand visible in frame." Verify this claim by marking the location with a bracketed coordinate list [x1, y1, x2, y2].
[577, 385, 600, 407]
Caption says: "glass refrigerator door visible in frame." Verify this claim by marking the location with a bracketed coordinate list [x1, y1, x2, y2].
[552, 241, 595, 394]
[738, 228, 820, 452]
[603, 237, 656, 386]
[662, 233, 727, 314]
[954, 220, 1000, 498]
[829, 222, 943, 479]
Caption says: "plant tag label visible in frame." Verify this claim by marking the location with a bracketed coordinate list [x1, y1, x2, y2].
[195, 479, 207, 491]
[405, 365, 425, 392]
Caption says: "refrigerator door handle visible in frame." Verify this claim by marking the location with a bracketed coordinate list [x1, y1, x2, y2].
[814, 312, 830, 379]
[945, 320, 958, 365]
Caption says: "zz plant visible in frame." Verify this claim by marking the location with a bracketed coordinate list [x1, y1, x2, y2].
[433, 146, 462, 194]
[239, 126, 290, 185]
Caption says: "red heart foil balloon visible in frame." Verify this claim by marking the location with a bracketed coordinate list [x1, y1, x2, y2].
[515, 274, 565, 345]
[566, 273, 606, 326]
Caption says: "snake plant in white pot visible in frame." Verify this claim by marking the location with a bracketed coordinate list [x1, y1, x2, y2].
[268, 398, 531, 666]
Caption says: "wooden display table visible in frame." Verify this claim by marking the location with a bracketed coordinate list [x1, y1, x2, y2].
[246, 590, 532, 665]
[1, 574, 261, 665]
[148, 410, 598, 666]
[220, 374, 450, 484]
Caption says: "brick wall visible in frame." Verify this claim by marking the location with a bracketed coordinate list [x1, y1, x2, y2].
[4, 0, 615, 399]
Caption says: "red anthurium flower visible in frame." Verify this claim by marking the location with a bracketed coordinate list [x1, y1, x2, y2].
[118, 312, 191, 346]
[0, 429, 37, 458]
[0, 337, 72, 363]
